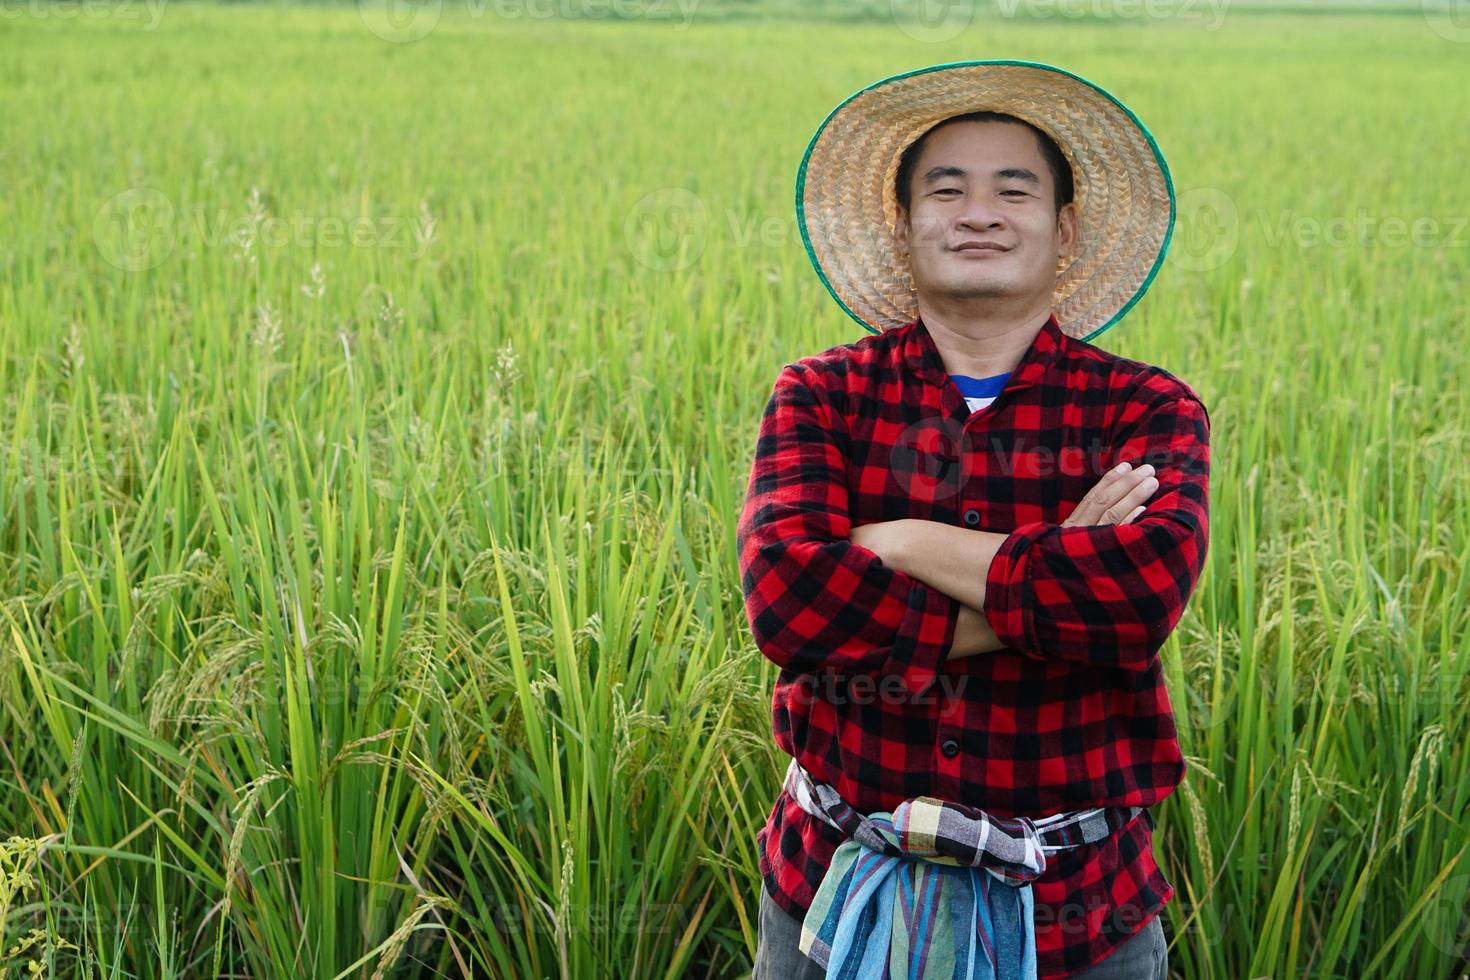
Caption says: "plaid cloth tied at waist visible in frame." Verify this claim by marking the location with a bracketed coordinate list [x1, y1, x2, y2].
[782, 756, 1146, 980]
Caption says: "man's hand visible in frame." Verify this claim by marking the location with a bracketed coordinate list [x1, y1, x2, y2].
[1063, 461, 1158, 526]
[848, 519, 913, 566]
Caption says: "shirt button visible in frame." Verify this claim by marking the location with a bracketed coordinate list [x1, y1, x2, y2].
[963, 509, 980, 527]
[941, 738, 960, 758]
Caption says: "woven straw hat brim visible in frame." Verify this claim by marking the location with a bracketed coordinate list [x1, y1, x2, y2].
[796, 60, 1175, 342]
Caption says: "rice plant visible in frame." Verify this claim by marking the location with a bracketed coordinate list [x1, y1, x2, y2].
[0, 5, 1466, 977]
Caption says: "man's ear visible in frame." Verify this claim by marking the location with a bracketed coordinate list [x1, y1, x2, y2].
[1056, 201, 1080, 260]
[894, 206, 910, 256]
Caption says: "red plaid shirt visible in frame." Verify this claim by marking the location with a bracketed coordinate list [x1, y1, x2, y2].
[737, 311, 1210, 978]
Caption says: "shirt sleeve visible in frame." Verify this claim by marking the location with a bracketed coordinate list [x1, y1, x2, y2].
[982, 392, 1210, 673]
[736, 364, 961, 696]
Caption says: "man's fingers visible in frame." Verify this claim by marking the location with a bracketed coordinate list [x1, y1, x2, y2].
[1079, 465, 1155, 522]
[1124, 463, 1156, 484]
[1104, 460, 1151, 483]
[1064, 463, 1160, 527]
[1103, 474, 1159, 522]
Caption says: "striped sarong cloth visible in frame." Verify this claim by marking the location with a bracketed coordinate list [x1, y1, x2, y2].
[783, 756, 1145, 980]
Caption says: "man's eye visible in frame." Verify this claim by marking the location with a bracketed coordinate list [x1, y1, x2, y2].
[1002, 190, 1028, 197]
[934, 188, 961, 196]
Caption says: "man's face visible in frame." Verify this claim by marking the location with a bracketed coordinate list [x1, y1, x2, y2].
[894, 120, 1079, 311]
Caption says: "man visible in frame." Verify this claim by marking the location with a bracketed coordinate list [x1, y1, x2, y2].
[739, 61, 1208, 979]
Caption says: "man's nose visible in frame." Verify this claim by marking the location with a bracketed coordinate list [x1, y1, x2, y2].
[956, 203, 1005, 230]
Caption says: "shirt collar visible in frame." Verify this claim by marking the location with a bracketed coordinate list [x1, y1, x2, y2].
[902, 311, 1066, 393]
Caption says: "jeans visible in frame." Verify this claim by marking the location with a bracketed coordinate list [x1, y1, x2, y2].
[751, 883, 1169, 979]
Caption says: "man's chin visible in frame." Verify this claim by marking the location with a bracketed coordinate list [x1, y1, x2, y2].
[928, 278, 1016, 300]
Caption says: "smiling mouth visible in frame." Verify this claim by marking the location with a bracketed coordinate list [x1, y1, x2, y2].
[951, 245, 1010, 254]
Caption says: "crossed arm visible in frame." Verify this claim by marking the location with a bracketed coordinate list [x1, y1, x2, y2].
[736, 363, 1211, 689]
[847, 519, 1009, 660]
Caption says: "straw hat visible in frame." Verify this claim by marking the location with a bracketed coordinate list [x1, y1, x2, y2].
[795, 60, 1175, 342]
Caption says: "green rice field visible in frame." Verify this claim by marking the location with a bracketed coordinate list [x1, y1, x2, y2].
[1, 2, 1468, 976]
